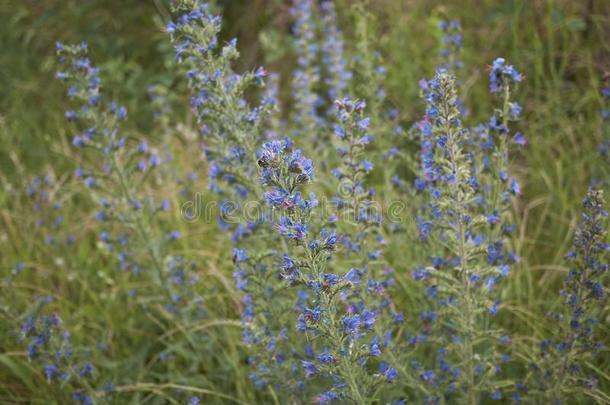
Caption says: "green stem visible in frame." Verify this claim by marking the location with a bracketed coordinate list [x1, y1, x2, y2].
[443, 92, 477, 405]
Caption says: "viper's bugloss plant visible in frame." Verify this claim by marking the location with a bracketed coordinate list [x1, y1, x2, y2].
[437, 19, 468, 118]
[598, 80, 610, 184]
[528, 189, 609, 403]
[55, 42, 213, 387]
[257, 133, 395, 403]
[321, 0, 352, 113]
[24, 173, 78, 255]
[438, 20, 463, 73]
[331, 98, 396, 322]
[291, 0, 322, 138]
[167, 0, 270, 237]
[166, 0, 306, 397]
[262, 72, 282, 139]
[350, 7, 387, 121]
[346, 9, 410, 206]
[17, 296, 98, 404]
[56, 42, 179, 297]
[406, 66, 522, 403]
[468, 57, 524, 283]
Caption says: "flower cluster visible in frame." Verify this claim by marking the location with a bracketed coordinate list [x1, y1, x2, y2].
[344, 14, 408, 207]
[257, 136, 395, 403]
[529, 189, 608, 402]
[331, 98, 396, 317]
[438, 19, 463, 72]
[321, 0, 352, 108]
[18, 296, 97, 404]
[167, 0, 270, 240]
[26, 174, 76, 249]
[54, 40, 227, 400]
[489, 57, 523, 94]
[435, 18, 469, 118]
[167, 0, 306, 396]
[597, 80, 610, 184]
[291, 0, 322, 137]
[56, 41, 179, 295]
[407, 69, 520, 402]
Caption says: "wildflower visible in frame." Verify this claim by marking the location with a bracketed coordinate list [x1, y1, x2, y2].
[315, 391, 340, 404]
[380, 363, 398, 382]
[531, 189, 608, 402]
[56, 36, 197, 378]
[489, 57, 523, 93]
[408, 68, 522, 402]
[83, 177, 95, 188]
[290, 0, 321, 136]
[302, 361, 319, 378]
[341, 314, 361, 335]
[509, 178, 520, 194]
[513, 132, 526, 146]
[321, 0, 351, 105]
[44, 364, 58, 380]
[318, 349, 334, 364]
[369, 337, 381, 356]
[438, 19, 463, 73]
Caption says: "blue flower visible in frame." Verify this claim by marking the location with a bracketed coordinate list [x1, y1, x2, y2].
[379, 363, 398, 382]
[489, 57, 523, 93]
[277, 217, 308, 241]
[369, 337, 381, 356]
[361, 160, 374, 173]
[510, 102, 522, 118]
[289, 149, 314, 181]
[232, 248, 248, 263]
[65, 110, 77, 121]
[318, 349, 334, 364]
[361, 310, 376, 329]
[513, 132, 526, 146]
[420, 370, 435, 383]
[44, 364, 58, 380]
[302, 361, 319, 378]
[358, 117, 370, 130]
[315, 391, 339, 404]
[341, 314, 360, 335]
[509, 178, 520, 194]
